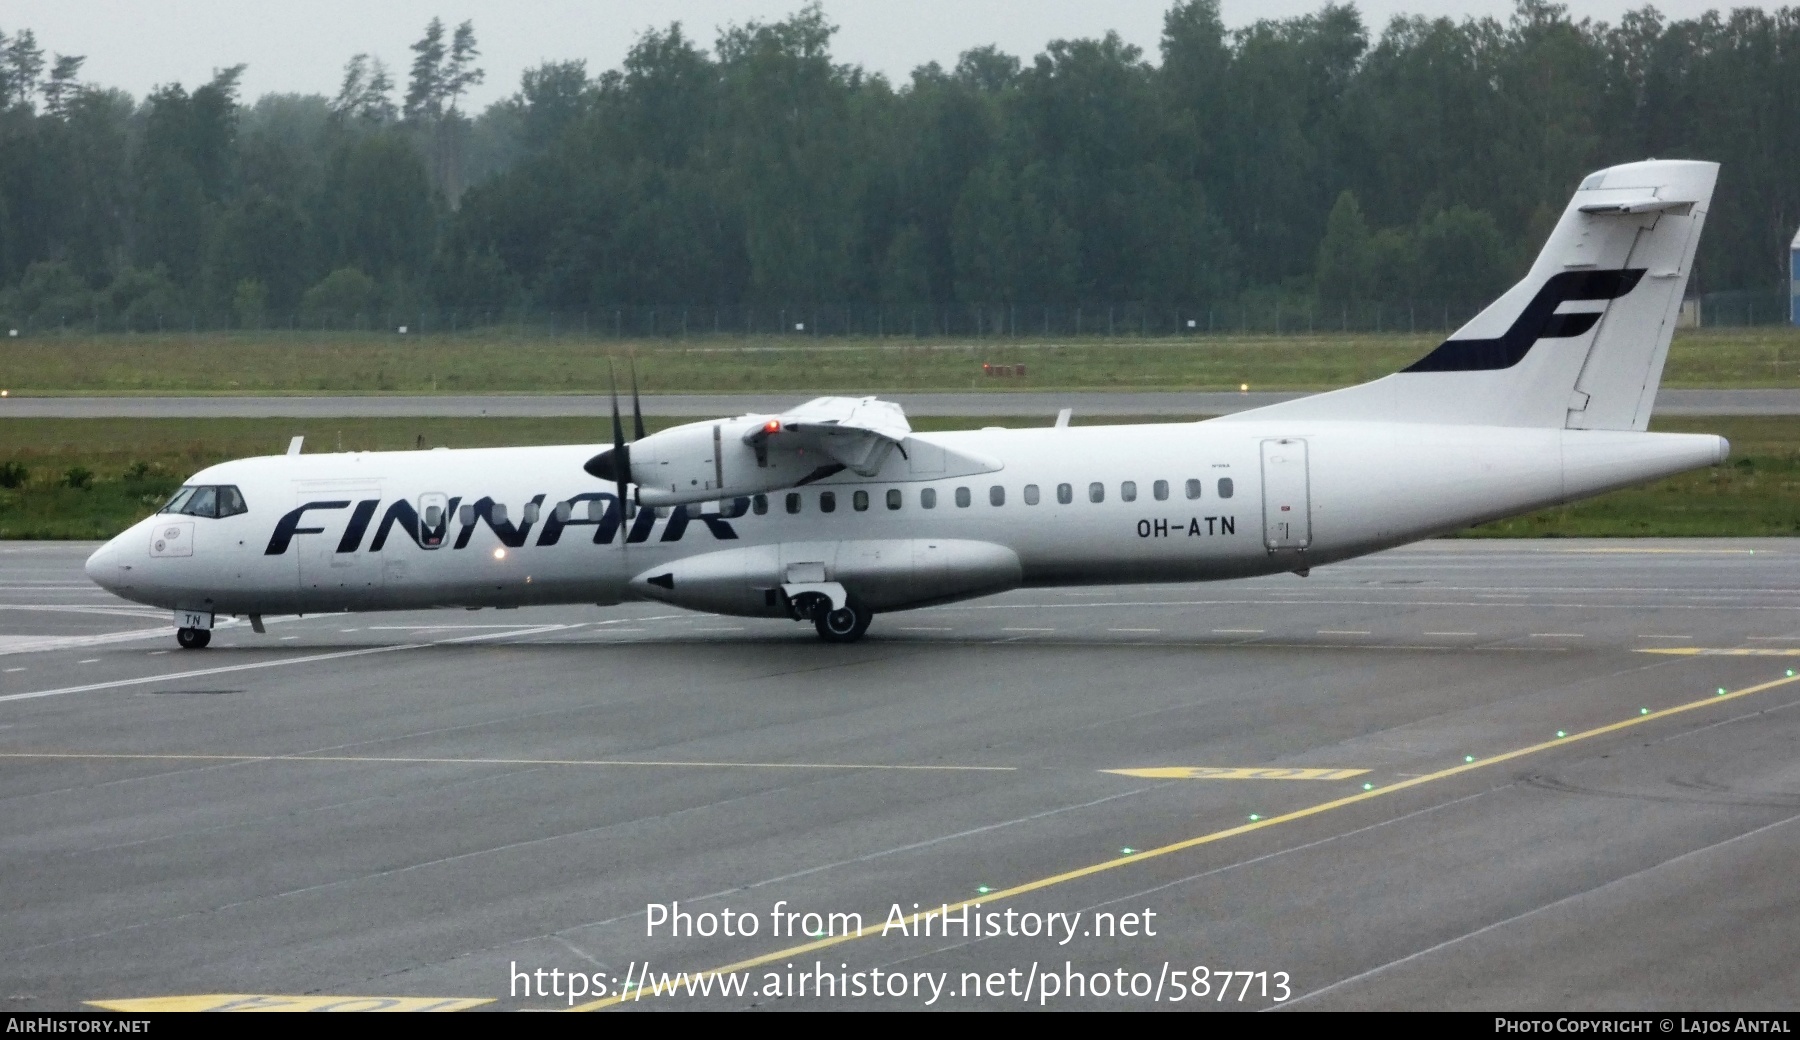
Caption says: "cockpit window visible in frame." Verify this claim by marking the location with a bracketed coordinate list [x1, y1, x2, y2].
[160, 485, 248, 518]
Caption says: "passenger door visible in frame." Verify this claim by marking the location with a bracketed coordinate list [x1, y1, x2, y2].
[294, 481, 385, 608]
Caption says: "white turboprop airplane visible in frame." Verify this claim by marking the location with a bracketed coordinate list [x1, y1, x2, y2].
[87, 159, 1727, 649]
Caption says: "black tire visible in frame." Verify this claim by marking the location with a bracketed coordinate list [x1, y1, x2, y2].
[176, 627, 211, 650]
[814, 601, 872, 643]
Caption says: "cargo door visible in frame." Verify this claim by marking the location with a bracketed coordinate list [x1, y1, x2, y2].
[1260, 439, 1311, 551]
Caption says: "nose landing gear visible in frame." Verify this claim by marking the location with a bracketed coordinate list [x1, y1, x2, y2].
[176, 627, 211, 650]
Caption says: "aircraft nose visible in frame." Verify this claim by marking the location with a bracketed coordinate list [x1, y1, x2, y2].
[84, 540, 119, 589]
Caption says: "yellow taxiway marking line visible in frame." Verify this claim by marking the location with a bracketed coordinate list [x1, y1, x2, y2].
[0, 751, 1015, 773]
[1104, 766, 1370, 781]
[1639, 647, 1800, 657]
[569, 666, 1800, 1011]
[88, 994, 492, 1013]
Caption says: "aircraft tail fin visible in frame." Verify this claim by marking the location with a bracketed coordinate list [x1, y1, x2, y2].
[1221, 159, 1717, 430]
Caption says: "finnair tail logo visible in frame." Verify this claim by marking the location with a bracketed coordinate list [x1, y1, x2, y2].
[1405, 268, 1646, 373]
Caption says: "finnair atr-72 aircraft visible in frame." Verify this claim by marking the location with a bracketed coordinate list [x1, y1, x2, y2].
[87, 159, 1727, 648]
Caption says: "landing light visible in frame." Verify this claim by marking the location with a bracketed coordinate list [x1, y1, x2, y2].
[492, 548, 506, 560]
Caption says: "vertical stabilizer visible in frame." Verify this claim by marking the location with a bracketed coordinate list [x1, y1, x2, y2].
[1220, 159, 1716, 430]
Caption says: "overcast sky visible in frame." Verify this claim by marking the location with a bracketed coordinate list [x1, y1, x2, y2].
[5, 1, 1735, 109]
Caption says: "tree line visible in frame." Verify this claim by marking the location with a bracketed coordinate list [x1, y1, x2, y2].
[0, 1, 1797, 334]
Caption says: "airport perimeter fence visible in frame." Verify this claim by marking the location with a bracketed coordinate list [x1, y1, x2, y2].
[1, 294, 1790, 340]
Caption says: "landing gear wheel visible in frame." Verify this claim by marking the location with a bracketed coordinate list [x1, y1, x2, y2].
[814, 601, 872, 643]
[176, 627, 211, 650]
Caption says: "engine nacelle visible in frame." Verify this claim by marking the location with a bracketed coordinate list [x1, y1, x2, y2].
[627, 539, 1023, 616]
[624, 418, 830, 507]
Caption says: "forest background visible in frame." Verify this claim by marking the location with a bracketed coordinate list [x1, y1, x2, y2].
[1, 0, 1797, 336]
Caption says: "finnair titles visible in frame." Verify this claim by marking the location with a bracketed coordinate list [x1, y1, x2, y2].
[87, 160, 1728, 648]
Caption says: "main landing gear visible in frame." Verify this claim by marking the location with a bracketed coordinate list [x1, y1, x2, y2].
[787, 589, 873, 643]
[814, 600, 873, 643]
[176, 627, 211, 650]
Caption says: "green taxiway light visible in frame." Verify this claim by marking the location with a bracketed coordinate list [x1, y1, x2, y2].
[1362, 782, 1374, 791]
[1556, 730, 1567, 738]
[977, 886, 991, 894]
[1464, 755, 1475, 763]
[1247, 814, 1261, 821]
[1788, 670, 1796, 677]
[1717, 687, 1728, 696]
[1640, 708, 1650, 715]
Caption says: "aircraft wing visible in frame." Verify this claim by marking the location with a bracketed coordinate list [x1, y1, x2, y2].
[744, 396, 911, 476]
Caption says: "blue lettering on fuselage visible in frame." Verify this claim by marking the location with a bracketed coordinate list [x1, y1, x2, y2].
[266, 494, 747, 555]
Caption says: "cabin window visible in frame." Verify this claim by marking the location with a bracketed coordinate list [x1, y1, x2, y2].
[522, 502, 540, 525]
[853, 490, 869, 512]
[1121, 481, 1137, 503]
[490, 503, 509, 525]
[459, 504, 476, 526]
[587, 499, 607, 521]
[1153, 480, 1169, 501]
[955, 486, 972, 508]
[786, 492, 802, 514]
[1057, 483, 1073, 505]
[990, 485, 1005, 506]
[428, 504, 448, 526]
[753, 494, 768, 515]
[1023, 484, 1040, 505]
[1185, 478, 1202, 500]
[921, 488, 937, 509]
[1217, 477, 1235, 499]
[1089, 482, 1105, 503]
[819, 491, 837, 513]
[887, 489, 902, 510]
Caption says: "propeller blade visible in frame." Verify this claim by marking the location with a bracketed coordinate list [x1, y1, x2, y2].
[609, 360, 629, 518]
[629, 357, 647, 442]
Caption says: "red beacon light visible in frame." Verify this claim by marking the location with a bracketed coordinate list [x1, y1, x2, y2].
[763, 419, 782, 434]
